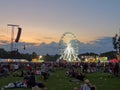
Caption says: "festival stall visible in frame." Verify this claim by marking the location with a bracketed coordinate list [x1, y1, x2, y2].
[32, 58, 44, 63]
[109, 59, 118, 63]
[96, 57, 108, 62]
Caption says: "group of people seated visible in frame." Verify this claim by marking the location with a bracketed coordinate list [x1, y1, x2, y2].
[2, 63, 55, 90]
[4, 71, 46, 89]
[74, 79, 96, 90]
[1, 62, 97, 90]
[66, 67, 85, 82]
[0, 65, 10, 77]
[65, 65, 96, 90]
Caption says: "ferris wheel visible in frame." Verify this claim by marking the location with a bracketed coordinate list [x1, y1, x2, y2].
[59, 32, 80, 62]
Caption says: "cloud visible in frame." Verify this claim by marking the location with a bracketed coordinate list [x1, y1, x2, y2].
[0, 35, 6, 37]
[78, 37, 114, 54]
[0, 37, 114, 55]
[0, 34, 10, 44]
[43, 37, 53, 39]
[0, 40, 9, 44]
[0, 35, 8, 40]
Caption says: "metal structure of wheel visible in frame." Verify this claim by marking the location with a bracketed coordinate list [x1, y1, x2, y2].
[59, 32, 80, 62]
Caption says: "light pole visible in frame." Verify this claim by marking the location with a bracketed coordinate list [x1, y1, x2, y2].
[7, 24, 19, 51]
[7, 24, 19, 58]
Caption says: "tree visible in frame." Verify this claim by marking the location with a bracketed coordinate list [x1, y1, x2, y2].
[112, 34, 120, 53]
[31, 52, 38, 59]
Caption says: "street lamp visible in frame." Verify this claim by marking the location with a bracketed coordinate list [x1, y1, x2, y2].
[39, 55, 42, 60]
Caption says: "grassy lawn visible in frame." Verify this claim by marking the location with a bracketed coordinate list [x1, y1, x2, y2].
[0, 68, 120, 90]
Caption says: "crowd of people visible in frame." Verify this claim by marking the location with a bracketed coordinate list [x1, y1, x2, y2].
[0, 60, 120, 90]
[0, 62, 55, 89]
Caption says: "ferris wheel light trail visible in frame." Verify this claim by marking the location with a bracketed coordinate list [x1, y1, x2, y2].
[59, 32, 80, 62]
[63, 43, 76, 61]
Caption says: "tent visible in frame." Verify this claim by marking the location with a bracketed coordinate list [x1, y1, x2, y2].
[0, 59, 29, 63]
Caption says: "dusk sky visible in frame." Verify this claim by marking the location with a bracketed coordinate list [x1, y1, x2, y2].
[0, 0, 120, 54]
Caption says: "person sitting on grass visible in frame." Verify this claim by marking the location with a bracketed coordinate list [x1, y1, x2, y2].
[4, 81, 27, 88]
[75, 72, 85, 81]
[70, 72, 85, 82]
[3, 73, 29, 88]
[26, 71, 47, 89]
[80, 79, 96, 90]
[4, 72, 46, 89]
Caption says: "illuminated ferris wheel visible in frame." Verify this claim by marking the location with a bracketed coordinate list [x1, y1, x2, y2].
[59, 32, 80, 62]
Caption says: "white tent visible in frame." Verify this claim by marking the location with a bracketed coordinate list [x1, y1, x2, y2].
[0, 59, 29, 62]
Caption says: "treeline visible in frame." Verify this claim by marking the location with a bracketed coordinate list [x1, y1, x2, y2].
[0, 48, 117, 61]
[0, 48, 37, 61]
[0, 48, 60, 61]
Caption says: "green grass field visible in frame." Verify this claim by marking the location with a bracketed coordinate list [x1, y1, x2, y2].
[0, 68, 120, 90]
